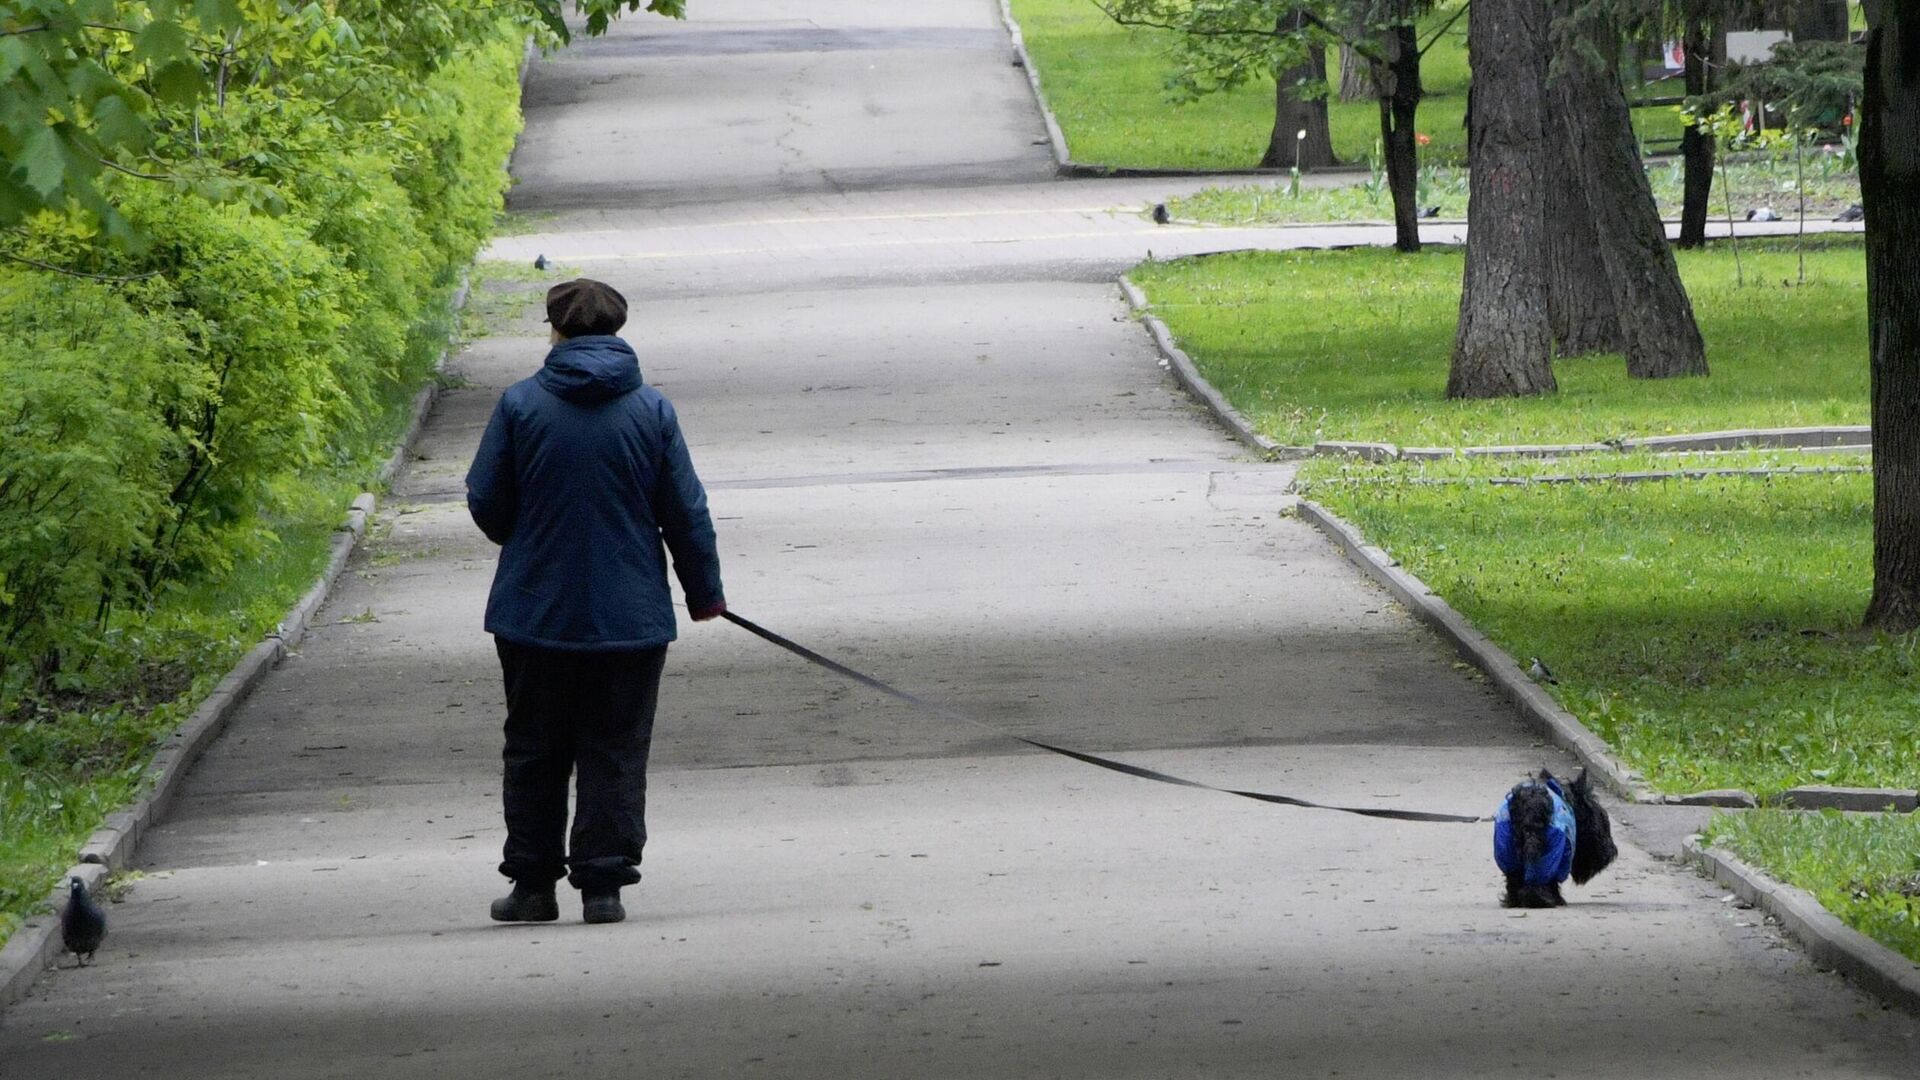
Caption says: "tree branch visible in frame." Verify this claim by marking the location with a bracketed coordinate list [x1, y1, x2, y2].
[1418, 2, 1468, 58]
[0, 252, 162, 283]
[98, 158, 174, 182]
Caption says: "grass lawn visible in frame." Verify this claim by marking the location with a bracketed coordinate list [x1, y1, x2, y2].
[1706, 810, 1920, 964]
[1164, 157, 1864, 226]
[1129, 237, 1867, 448]
[1008, 0, 1681, 171]
[1301, 467, 1916, 796]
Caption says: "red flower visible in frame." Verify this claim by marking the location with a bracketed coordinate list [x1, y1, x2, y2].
[1415, 132, 1432, 146]
[1842, 113, 1854, 126]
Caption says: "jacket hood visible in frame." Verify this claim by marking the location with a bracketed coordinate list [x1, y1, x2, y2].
[537, 335, 643, 403]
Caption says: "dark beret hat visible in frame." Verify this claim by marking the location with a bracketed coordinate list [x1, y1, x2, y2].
[546, 278, 628, 337]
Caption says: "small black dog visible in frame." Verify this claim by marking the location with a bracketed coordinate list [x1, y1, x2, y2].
[1493, 768, 1617, 908]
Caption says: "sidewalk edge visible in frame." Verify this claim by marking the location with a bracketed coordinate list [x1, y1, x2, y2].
[1295, 498, 1656, 804]
[0, 280, 470, 1012]
[1118, 276, 1291, 459]
[1684, 838, 1920, 1017]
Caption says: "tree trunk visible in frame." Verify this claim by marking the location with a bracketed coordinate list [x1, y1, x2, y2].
[1794, 0, 1852, 42]
[1263, 14, 1337, 169]
[1552, 24, 1709, 379]
[1339, 43, 1374, 102]
[1448, 0, 1556, 399]
[1862, 5, 1920, 630]
[1377, 21, 1424, 253]
[1548, 114, 1624, 356]
[1677, 24, 1715, 249]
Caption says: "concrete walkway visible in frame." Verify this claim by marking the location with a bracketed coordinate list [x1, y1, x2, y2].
[3, 1, 1915, 1076]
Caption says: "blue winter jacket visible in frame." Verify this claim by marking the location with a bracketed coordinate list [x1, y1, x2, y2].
[465, 335, 724, 651]
[1492, 778, 1576, 887]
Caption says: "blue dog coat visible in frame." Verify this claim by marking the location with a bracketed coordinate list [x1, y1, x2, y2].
[1493, 778, 1576, 887]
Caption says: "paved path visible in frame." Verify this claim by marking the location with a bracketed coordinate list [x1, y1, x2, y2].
[3, 2, 1914, 1077]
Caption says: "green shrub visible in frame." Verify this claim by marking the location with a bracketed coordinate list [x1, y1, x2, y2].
[0, 21, 528, 943]
[0, 271, 210, 689]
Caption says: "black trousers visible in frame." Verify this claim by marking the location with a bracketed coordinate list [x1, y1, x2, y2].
[495, 639, 667, 892]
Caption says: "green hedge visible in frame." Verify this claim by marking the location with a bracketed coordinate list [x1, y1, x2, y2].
[0, 28, 524, 939]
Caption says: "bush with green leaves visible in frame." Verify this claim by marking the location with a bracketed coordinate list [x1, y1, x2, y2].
[0, 270, 209, 686]
[0, 20, 521, 687]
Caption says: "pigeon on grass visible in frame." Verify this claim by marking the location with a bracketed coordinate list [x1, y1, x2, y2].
[1527, 656, 1559, 685]
[62, 876, 106, 966]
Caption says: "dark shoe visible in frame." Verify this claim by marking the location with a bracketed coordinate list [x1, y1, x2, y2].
[582, 889, 625, 925]
[490, 881, 559, 923]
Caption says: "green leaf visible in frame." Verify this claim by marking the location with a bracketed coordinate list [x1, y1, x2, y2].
[150, 61, 205, 106]
[133, 20, 193, 67]
[192, 0, 245, 31]
[15, 125, 68, 197]
[91, 95, 150, 152]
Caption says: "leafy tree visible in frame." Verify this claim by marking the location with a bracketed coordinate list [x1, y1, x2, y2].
[1095, 0, 1441, 251]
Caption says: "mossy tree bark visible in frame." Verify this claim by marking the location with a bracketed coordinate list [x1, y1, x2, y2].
[1862, 3, 1920, 631]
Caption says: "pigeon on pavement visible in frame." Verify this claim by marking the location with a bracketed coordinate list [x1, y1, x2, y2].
[1746, 207, 1780, 222]
[1835, 204, 1865, 223]
[62, 876, 106, 966]
[1151, 203, 1172, 225]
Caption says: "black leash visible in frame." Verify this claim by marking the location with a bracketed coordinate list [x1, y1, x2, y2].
[721, 610, 1482, 825]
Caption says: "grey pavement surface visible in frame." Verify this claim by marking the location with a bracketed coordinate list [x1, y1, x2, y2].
[4, 1, 1915, 1076]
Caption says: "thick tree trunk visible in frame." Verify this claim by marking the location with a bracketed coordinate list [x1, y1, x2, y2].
[1795, 0, 1852, 42]
[1377, 22, 1424, 253]
[1263, 15, 1337, 170]
[1448, 0, 1556, 399]
[1552, 25, 1709, 378]
[1677, 25, 1715, 249]
[1548, 114, 1624, 357]
[1862, 6, 1920, 630]
[1339, 43, 1374, 102]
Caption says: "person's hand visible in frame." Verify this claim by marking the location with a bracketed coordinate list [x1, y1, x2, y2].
[690, 600, 727, 622]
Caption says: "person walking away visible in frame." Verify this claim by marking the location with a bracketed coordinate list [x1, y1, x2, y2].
[466, 278, 725, 925]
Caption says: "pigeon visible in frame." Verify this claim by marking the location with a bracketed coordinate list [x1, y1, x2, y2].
[61, 876, 106, 966]
[1746, 207, 1780, 222]
[1835, 204, 1865, 223]
[1151, 203, 1172, 225]
[533, 254, 550, 271]
[1527, 657, 1559, 685]
[1416, 205, 1440, 219]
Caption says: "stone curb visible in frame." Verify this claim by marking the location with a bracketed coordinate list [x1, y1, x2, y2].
[0, 280, 471, 1012]
[1118, 277, 1290, 459]
[1685, 838, 1920, 1017]
[993, 0, 1072, 173]
[1325, 427, 1872, 461]
[1295, 499, 1655, 803]
[1342, 464, 1870, 488]
[1771, 787, 1920, 813]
